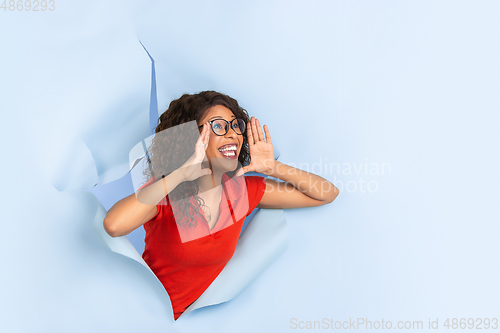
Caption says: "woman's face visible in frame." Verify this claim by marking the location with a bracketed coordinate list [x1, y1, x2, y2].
[198, 105, 243, 172]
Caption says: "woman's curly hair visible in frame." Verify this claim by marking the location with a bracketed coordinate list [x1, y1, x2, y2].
[142, 91, 250, 229]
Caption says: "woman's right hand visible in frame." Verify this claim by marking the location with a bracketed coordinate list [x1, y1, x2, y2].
[177, 122, 212, 182]
[104, 123, 212, 238]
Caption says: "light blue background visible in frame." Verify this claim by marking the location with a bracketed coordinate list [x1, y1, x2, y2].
[1, 0, 499, 332]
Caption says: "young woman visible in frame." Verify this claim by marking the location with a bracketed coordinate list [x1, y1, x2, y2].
[103, 91, 339, 320]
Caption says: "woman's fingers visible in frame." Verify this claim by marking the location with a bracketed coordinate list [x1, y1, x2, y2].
[197, 123, 206, 145]
[198, 123, 209, 147]
[180, 123, 213, 182]
[203, 122, 210, 149]
[251, 117, 260, 142]
[247, 116, 270, 147]
[263, 124, 272, 144]
[255, 118, 264, 142]
[247, 120, 255, 145]
[191, 123, 209, 164]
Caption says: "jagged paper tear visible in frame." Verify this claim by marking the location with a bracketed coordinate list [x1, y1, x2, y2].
[46, 38, 289, 318]
[180, 208, 288, 318]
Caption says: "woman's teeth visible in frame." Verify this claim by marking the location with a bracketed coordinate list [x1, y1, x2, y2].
[218, 146, 237, 158]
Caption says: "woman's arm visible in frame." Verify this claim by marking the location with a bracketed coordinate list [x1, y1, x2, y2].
[237, 116, 338, 209]
[103, 122, 213, 238]
[103, 168, 184, 237]
[257, 161, 339, 209]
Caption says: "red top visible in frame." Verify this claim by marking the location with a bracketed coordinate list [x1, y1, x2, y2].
[139, 173, 266, 320]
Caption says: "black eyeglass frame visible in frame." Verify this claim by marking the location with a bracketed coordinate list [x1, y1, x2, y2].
[198, 118, 246, 136]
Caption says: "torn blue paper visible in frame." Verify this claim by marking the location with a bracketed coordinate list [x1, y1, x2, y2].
[48, 39, 288, 319]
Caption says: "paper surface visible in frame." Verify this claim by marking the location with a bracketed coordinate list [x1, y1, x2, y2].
[46, 40, 289, 318]
[180, 208, 288, 318]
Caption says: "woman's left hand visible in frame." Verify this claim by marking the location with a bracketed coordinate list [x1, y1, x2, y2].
[236, 116, 276, 177]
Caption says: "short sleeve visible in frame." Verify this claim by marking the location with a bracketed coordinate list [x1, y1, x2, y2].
[244, 175, 267, 216]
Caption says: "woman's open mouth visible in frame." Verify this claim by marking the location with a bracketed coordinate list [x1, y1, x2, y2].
[218, 143, 238, 159]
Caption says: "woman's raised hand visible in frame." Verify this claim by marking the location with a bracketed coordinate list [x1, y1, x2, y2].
[177, 122, 212, 182]
[236, 117, 275, 177]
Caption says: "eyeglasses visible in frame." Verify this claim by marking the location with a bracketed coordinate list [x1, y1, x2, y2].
[198, 118, 246, 136]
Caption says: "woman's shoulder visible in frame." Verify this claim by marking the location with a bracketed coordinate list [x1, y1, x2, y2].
[244, 175, 266, 189]
[243, 174, 267, 206]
